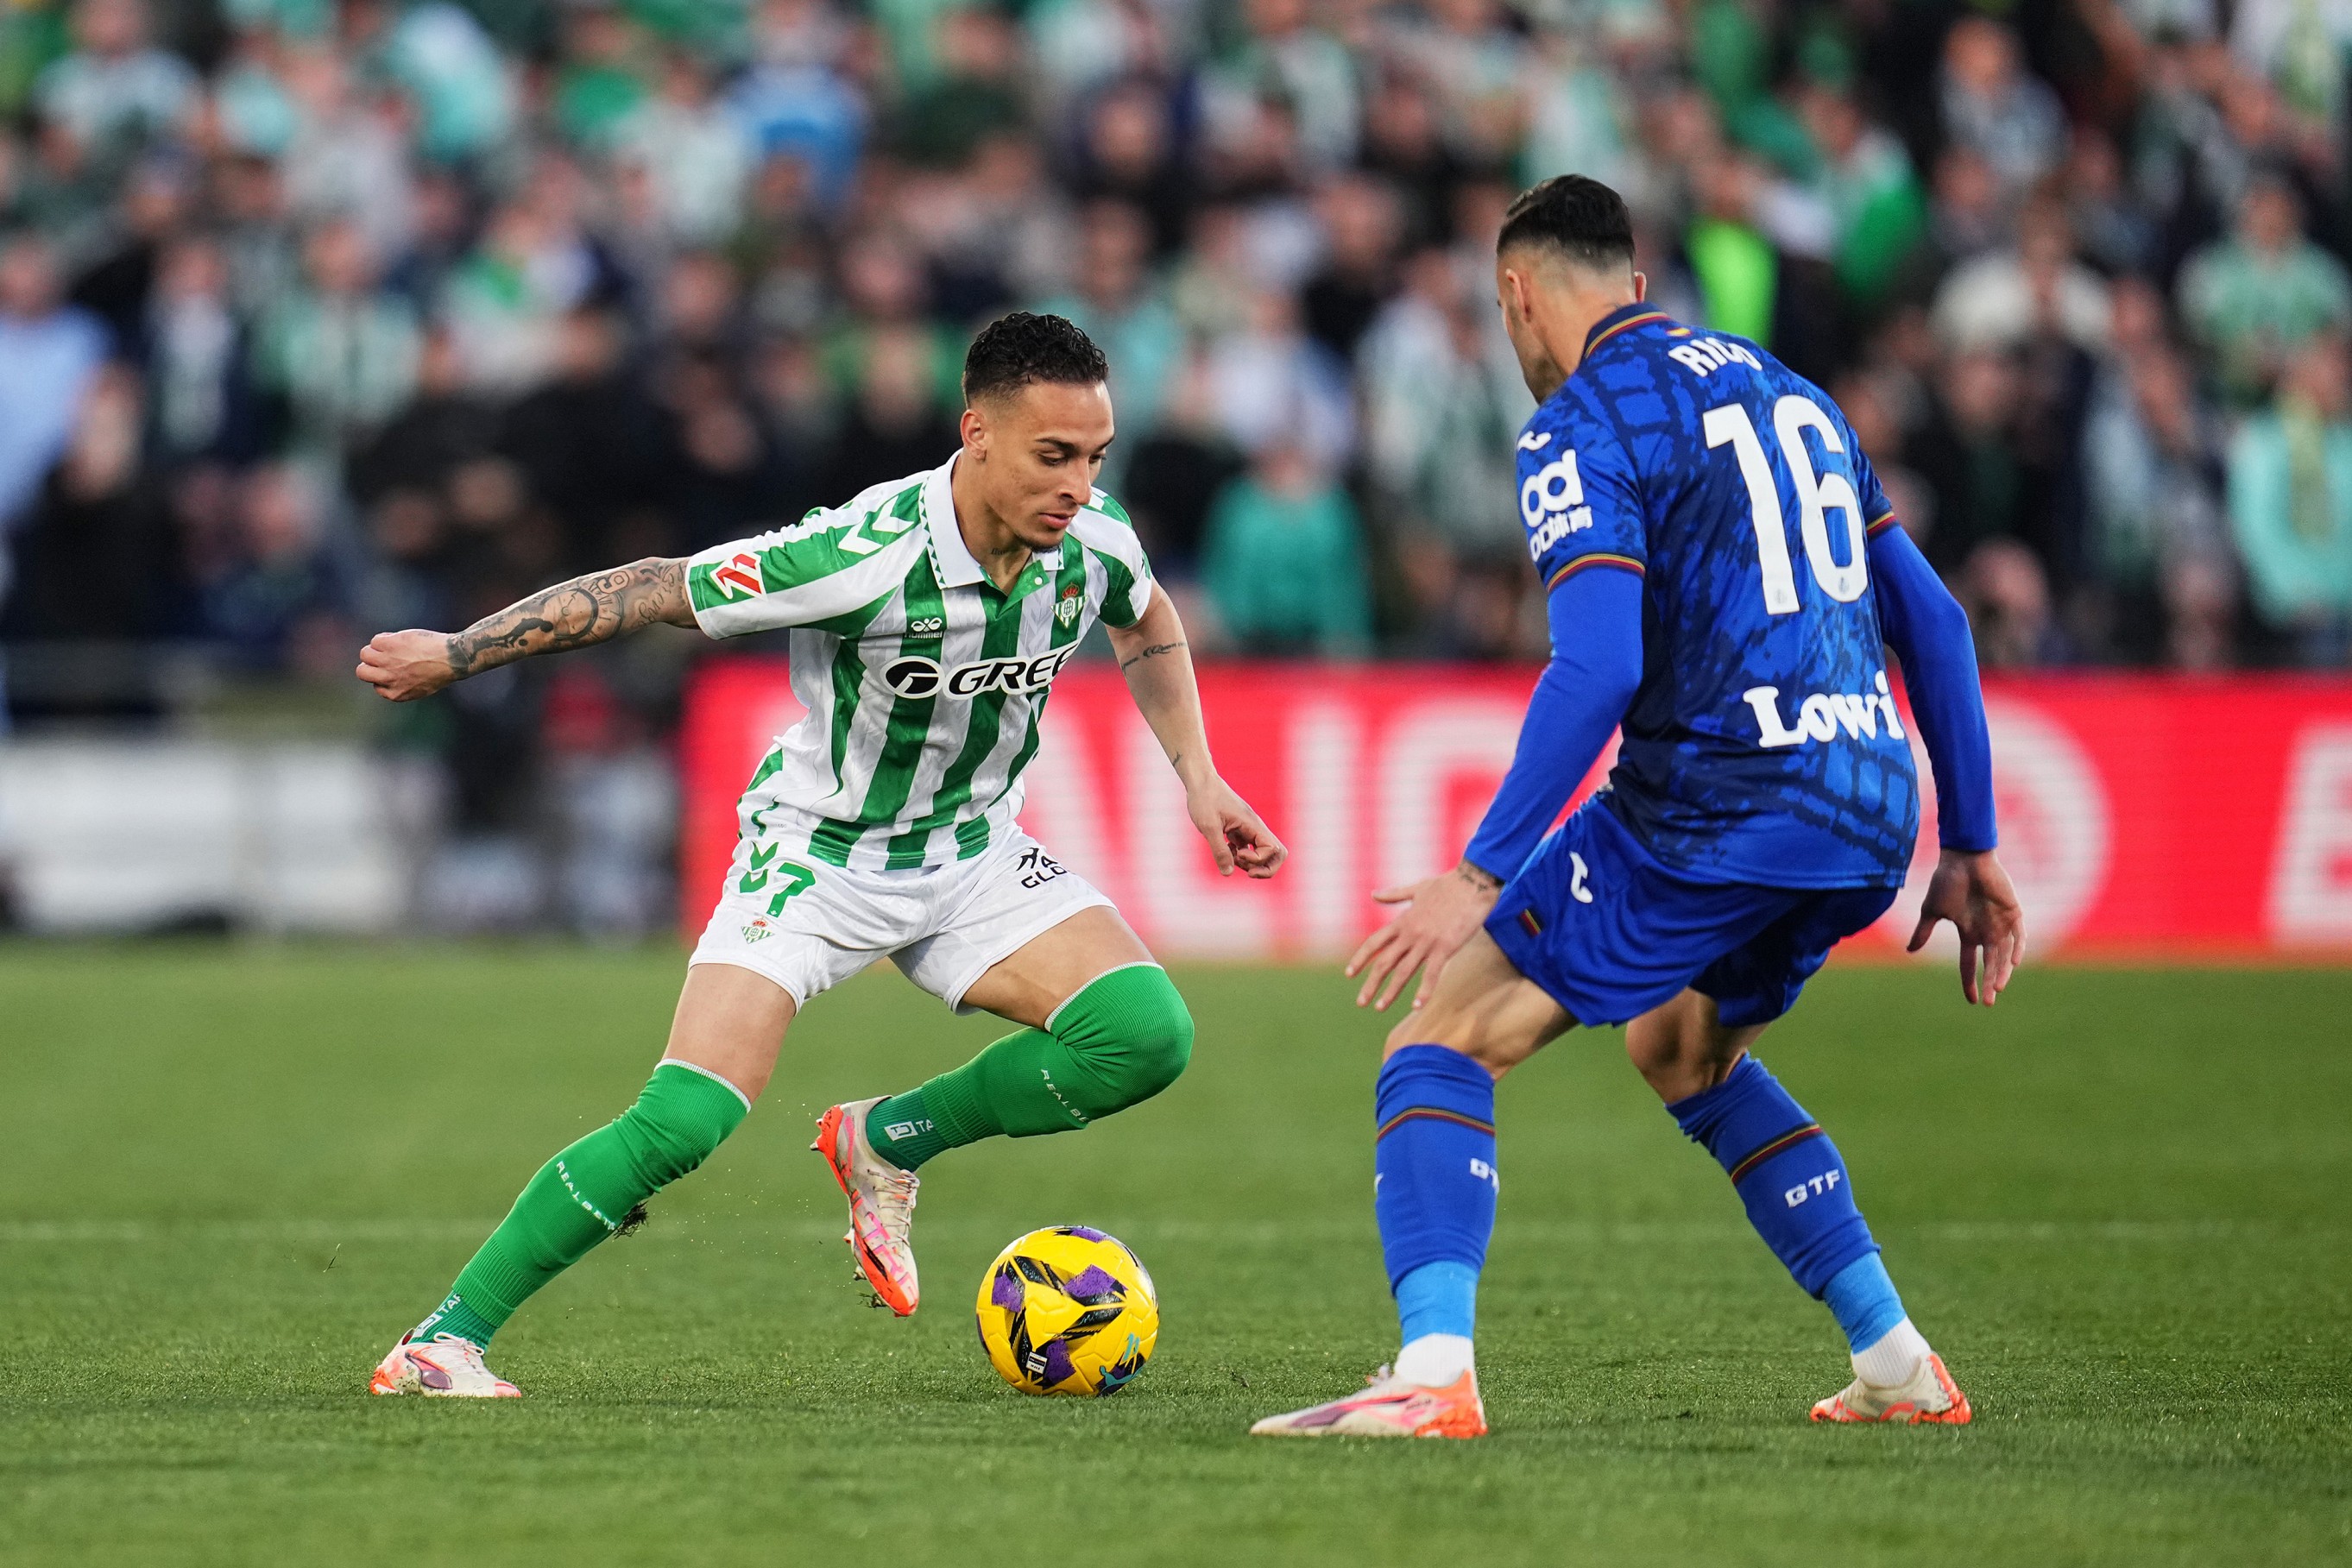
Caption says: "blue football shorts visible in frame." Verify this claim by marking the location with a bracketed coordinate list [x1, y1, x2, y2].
[1485, 800, 1901, 1030]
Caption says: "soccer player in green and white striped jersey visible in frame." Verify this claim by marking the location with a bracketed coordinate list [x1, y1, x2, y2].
[356, 314, 1285, 1398]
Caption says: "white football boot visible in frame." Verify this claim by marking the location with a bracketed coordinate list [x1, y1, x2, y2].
[811, 1098, 920, 1315]
[1811, 1351, 1972, 1425]
[370, 1333, 520, 1398]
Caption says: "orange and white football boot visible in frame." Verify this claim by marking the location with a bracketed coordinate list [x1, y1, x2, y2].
[1810, 1351, 1972, 1425]
[812, 1098, 921, 1316]
[369, 1333, 520, 1398]
[1250, 1365, 1488, 1439]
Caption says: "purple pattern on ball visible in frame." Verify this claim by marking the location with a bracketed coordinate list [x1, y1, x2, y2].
[1040, 1338, 1075, 1385]
[991, 1267, 1024, 1313]
[1063, 1265, 1119, 1300]
[1061, 1226, 1109, 1243]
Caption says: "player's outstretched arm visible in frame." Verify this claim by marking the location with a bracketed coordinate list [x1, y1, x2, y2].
[1105, 589, 1285, 879]
[355, 557, 698, 702]
[1868, 520, 2026, 1005]
[1348, 565, 1643, 1011]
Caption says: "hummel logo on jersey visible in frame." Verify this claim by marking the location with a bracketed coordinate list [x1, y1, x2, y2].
[1666, 336, 1765, 378]
[882, 646, 1079, 700]
[1017, 846, 1068, 889]
[1742, 670, 1907, 748]
[711, 552, 763, 599]
[1517, 430, 1552, 451]
[908, 615, 944, 634]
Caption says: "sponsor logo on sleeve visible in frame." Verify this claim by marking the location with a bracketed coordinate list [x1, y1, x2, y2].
[712, 552, 764, 600]
[1522, 451, 1593, 545]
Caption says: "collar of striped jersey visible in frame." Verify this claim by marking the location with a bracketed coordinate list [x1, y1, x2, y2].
[920, 450, 1056, 602]
[1583, 302, 1671, 357]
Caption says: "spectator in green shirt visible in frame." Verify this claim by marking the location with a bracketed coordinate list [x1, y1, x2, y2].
[1201, 441, 1372, 657]
[2179, 173, 2352, 407]
[2228, 333, 2352, 662]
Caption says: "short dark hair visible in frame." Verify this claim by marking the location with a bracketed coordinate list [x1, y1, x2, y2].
[1497, 175, 1636, 271]
[962, 311, 1110, 404]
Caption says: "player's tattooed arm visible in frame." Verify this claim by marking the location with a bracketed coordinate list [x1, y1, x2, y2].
[356, 557, 697, 702]
[445, 558, 695, 676]
[1118, 639, 1188, 671]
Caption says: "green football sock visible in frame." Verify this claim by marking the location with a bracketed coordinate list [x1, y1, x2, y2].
[865, 963, 1193, 1170]
[409, 1061, 749, 1348]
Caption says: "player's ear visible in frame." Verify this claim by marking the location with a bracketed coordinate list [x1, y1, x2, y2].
[960, 403, 987, 460]
[1632, 269, 1648, 302]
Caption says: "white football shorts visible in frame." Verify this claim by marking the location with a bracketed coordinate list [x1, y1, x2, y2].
[689, 826, 1113, 1011]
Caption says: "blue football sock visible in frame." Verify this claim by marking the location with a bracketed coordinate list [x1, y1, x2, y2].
[1395, 1260, 1479, 1343]
[1822, 1253, 1908, 1352]
[1666, 1055, 1878, 1297]
[1374, 1046, 1498, 1338]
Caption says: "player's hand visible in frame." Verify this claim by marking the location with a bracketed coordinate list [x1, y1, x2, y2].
[1186, 777, 1286, 878]
[1908, 847, 2027, 1006]
[356, 629, 459, 702]
[1347, 862, 1500, 1011]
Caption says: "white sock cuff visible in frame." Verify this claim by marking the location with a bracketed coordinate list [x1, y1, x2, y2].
[654, 1057, 754, 1114]
[1394, 1332, 1477, 1388]
[1851, 1317, 1932, 1388]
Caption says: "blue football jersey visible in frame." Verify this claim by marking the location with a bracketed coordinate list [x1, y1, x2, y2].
[1517, 305, 1920, 888]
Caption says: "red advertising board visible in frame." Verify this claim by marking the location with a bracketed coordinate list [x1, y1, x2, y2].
[678, 660, 2352, 961]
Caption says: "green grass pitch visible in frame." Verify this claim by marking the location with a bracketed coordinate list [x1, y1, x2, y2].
[2, 945, 2347, 1565]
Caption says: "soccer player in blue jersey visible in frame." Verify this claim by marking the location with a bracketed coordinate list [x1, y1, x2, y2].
[1252, 175, 2026, 1439]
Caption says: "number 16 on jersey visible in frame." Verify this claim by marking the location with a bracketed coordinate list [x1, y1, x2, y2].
[1703, 395, 1870, 614]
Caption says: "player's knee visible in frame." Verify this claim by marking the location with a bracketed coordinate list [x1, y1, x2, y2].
[1382, 1012, 1516, 1079]
[1631, 1003, 1761, 1104]
[1112, 975, 1194, 1105]
[1058, 964, 1194, 1111]
[617, 1061, 751, 1187]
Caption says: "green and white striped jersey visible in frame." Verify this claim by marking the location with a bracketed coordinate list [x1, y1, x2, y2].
[684, 454, 1155, 872]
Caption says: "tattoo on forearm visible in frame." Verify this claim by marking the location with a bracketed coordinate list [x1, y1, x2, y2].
[1456, 860, 1502, 893]
[445, 558, 686, 678]
[1119, 639, 1188, 671]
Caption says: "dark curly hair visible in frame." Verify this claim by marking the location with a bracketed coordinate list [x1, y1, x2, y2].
[1497, 174, 1636, 272]
[962, 311, 1110, 405]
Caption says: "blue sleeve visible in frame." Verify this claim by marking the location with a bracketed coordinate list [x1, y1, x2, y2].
[1517, 402, 1647, 591]
[1867, 520, 1997, 852]
[1462, 564, 1645, 880]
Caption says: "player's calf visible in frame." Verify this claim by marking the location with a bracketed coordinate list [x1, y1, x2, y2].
[818, 964, 1191, 1313]
[1664, 1050, 1960, 1419]
[857, 963, 1193, 1170]
[376, 1059, 751, 1375]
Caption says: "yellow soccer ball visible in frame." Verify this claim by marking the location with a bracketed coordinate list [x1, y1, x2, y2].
[974, 1226, 1159, 1397]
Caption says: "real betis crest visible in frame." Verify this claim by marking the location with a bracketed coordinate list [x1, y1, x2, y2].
[1056, 584, 1081, 627]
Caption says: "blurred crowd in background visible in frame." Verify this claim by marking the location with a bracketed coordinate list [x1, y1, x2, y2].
[8, 0, 2352, 924]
